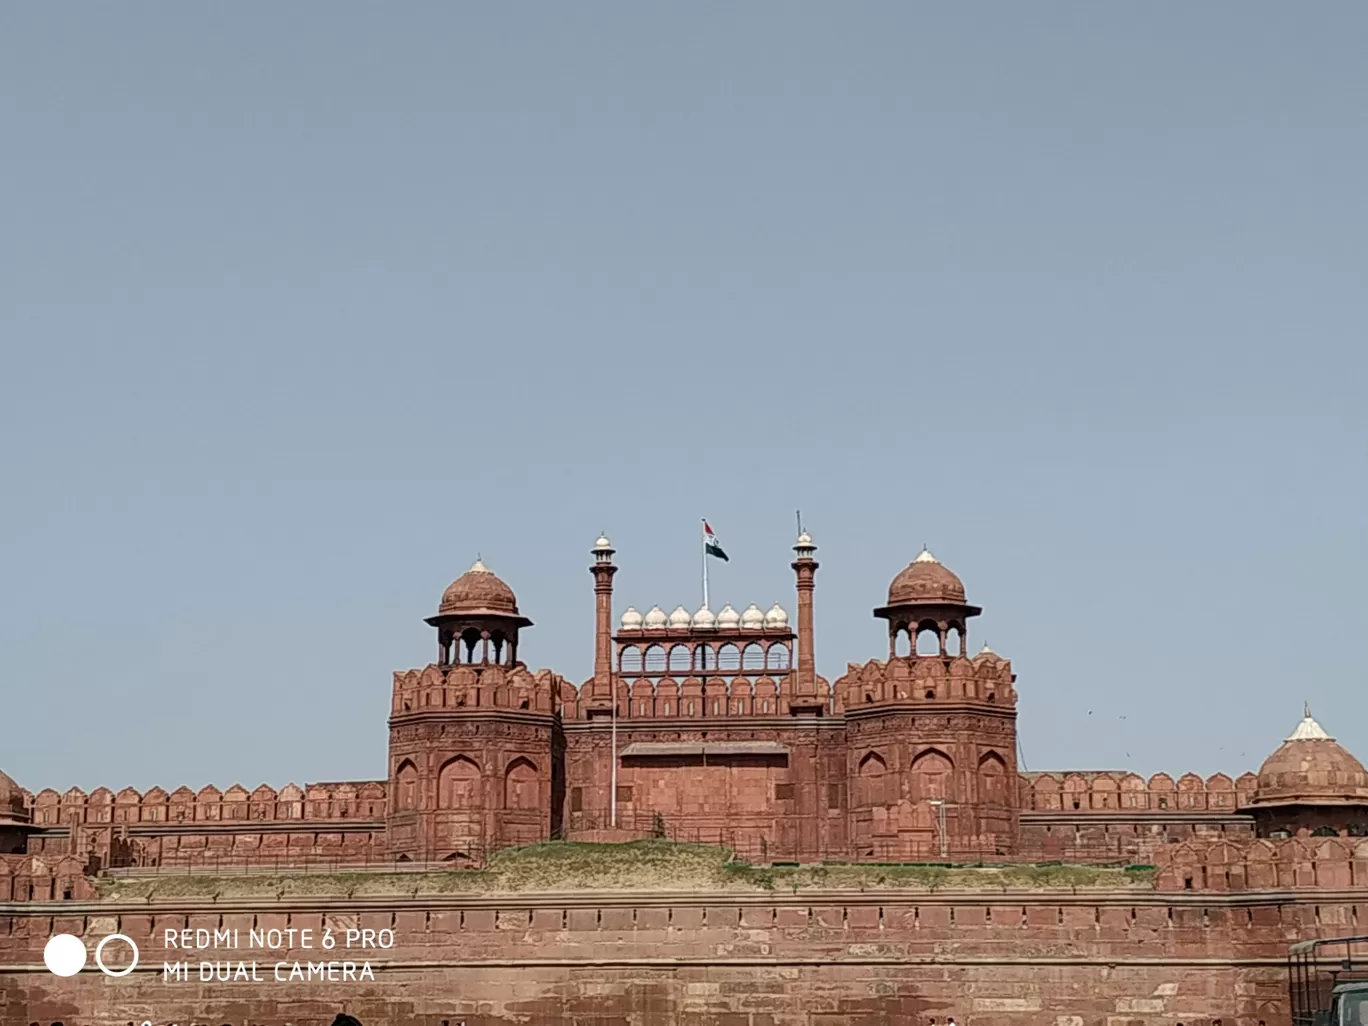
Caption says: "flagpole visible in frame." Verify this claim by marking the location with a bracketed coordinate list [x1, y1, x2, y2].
[701, 519, 709, 610]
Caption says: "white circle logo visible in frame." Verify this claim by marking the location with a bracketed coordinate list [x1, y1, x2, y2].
[94, 933, 139, 977]
[44, 933, 87, 977]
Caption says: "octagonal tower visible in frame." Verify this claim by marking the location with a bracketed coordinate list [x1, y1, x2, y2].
[836, 549, 1019, 859]
[387, 560, 556, 863]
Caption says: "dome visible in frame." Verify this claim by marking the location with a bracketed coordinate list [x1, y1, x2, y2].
[692, 605, 717, 630]
[717, 604, 740, 628]
[740, 603, 765, 629]
[593, 534, 613, 552]
[974, 643, 997, 661]
[888, 548, 967, 606]
[668, 605, 692, 629]
[0, 770, 28, 821]
[643, 605, 668, 630]
[1252, 708, 1368, 807]
[764, 603, 789, 628]
[439, 559, 520, 616]
[620, 607, 643, 630]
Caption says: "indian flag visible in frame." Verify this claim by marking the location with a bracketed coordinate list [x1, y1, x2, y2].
[703, 521, 729, 562]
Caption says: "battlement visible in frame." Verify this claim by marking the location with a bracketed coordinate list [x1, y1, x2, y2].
[1152, 835, 1368, 891]
[1021, 770, 1260, 813]
[23, 780, 387, 827]
[834, 652, 1016, 708]
[391, 663, 571, 716]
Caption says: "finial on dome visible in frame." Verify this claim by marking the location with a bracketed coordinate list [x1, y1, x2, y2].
[1286, 707, 1334, 742]
[914, 548, 939, 564]
[470, 557, 489, 573]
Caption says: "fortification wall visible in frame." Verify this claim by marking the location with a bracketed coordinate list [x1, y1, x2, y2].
[1, 886, 1343, 1026]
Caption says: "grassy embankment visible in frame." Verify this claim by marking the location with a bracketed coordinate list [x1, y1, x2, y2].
[96, 840, 1157, 901]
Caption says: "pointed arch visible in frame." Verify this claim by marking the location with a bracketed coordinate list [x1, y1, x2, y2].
[438, 755, 481, 809]
[504, 757, 539, 810]
[912, 748, 954, 802]
[978, 751, 1009, 805]
[857, 751, 889, 807]
[393, 759, 419, 811]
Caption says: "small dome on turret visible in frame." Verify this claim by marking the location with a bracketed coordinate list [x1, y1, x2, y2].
[440, 558, 520, 616]
[717, 604, 740, 628]
[643, 605, 668, 630]
[741, 603, 765, 629]
[764, 603, 789, 628]
[692, 605, 717, 629]
[668, 605, 692, 629]
[593, 534, 614, 552]
[888, 548, 967, 606]
[1252, 707, 1368, 807]
[620, 607, 643, 630]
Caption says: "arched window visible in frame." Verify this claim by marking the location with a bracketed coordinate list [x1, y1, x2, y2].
[619, 647, 643, 673]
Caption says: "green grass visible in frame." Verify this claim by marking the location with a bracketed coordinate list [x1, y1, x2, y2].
[95, 840, 1157, 901]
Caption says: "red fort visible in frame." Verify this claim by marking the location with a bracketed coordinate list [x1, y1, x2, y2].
[3, 532, 1367, 1026]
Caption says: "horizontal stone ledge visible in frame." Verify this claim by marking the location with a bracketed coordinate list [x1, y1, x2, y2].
[4, 887, 1362, 916]
[0, 954, 1296, 975]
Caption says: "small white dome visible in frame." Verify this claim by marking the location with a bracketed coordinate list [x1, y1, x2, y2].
[740, 603, 765, 628]
[593, 534, 613, 551]
[974, 643, 996, 660]
[692, 605, 716, 629]
[914, 548, 940, 565]
[796, 531, 813, 546]
[644, 605, 668, 629]
[717, 604, 740, 627]
[764, 603, 789, 628]
[620, 607, 643, 630]
[668, 605, 692, 628]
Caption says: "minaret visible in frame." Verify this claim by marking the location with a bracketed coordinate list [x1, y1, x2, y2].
[790, 529, 822, 711]
[588, 534, 617, 709]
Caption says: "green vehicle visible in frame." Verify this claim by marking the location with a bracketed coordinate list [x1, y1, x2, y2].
[1289, 935, 1368, 1026]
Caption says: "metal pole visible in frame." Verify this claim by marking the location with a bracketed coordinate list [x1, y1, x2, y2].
[610, 681, 618, 828]
[701, 519, 709, 610]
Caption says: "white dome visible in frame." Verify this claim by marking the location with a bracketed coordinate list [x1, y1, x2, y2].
[620, 607, 643, 630]
[717, 604, 740, 627]
[740, 603, 765, 628]
[692, 605, 717, 629]
[764, 603, 789, 628]
[668, 605, 692, 628]
[643, 605, 668, 629]
[974, 643, 996, 660]
[593, 534, 613, 552]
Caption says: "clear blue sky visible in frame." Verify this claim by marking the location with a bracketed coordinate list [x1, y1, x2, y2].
[2, 5, 1364, 793]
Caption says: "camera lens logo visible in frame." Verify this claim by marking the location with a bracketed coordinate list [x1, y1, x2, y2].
[44, 933, 139, 977]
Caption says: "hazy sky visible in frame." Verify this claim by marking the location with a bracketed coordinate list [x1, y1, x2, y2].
[2, 5, 1364, 793]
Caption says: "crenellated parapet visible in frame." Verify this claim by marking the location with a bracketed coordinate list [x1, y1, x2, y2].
[834, 650, 1016, 708]
[1020, 770, 1259, 813]
[391, 662, 566, 716]
[1152, 836, 1368, 891]
[26, 780, 387, 827]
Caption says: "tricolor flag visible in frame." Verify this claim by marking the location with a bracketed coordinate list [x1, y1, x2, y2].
[703, 521, 729, 562]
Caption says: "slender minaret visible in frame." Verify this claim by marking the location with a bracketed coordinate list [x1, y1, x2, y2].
[791, 528, 820, 705]
[590, 534, 617, 698]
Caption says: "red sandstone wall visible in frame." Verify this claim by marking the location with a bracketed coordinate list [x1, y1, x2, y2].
[2, 889, 1346, 1026]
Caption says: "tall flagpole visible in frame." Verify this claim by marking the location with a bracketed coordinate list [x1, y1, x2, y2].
[701, 519, 709, 610]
